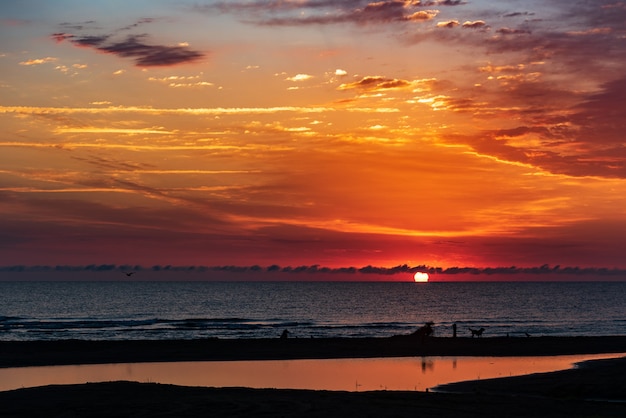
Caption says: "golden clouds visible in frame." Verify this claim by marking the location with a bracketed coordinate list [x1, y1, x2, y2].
[55, 127, 174, 135]
[148, 75, 215, 88]
[285, 74, 314, 82]
[3, 0, 626, 269]
[406, 10, 440, 21]
[435, 18, 487, 29]
[0, 105, 399, 117]
[338, 76, 413, 91]
[19, 57, 57, 65]
[436, 20, 458, 28]
[462, 20, 487, 29]
[479, 64, 526, 73]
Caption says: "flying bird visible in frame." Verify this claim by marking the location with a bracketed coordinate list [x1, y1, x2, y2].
[124, 272, 135, 277]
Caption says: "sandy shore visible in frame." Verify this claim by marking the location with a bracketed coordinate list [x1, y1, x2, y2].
[2, 335, 626, 368]
[1, 336, 625, 417]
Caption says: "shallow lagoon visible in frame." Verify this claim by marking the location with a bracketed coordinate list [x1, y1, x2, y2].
[1, 353, 621, 392]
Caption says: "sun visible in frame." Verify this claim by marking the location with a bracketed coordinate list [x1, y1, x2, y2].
[413, 272, 429, 283]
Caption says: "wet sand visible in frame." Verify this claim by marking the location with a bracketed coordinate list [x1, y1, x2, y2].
[1, 336, 625, 417]
[2, 336, 626, 368]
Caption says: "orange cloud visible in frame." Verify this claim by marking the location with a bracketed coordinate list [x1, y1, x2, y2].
[337, 76, 413, 91]
[462, 20, 487, 29]
[19, 57, 58, 65]
[436, 20, 459, 28]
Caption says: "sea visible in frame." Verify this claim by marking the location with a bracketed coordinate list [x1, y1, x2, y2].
[1, 281, 625, 341]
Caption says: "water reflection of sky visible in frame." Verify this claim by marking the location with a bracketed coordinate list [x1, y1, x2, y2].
[1, 354, 622, 392]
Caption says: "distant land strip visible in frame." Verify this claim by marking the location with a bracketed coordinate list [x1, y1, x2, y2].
[1, 264, 626, 276]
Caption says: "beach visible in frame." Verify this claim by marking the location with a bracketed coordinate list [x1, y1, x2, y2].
[2, 335, 626, 367]
[1, 336, 625, 417]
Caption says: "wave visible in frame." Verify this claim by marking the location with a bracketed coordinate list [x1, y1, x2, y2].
[0, 316, 420, 340]
[2, 314, 622, 340]
[1, 316, 317, 336]
[1, 281, 624, 341]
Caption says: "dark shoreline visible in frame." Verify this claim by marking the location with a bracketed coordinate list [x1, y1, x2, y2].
[2, 335, 626, 368]
[2, 336, 626, 417]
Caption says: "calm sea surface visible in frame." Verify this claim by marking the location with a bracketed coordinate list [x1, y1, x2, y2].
[1, 281, 624, 341]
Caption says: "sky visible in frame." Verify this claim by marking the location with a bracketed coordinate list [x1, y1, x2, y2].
[1, 0, 626, 273]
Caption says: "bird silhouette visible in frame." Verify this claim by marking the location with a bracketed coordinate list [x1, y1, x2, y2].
[124, 272, 135, 277]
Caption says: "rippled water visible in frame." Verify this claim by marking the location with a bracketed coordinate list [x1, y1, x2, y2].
[1, 281, 625, 340]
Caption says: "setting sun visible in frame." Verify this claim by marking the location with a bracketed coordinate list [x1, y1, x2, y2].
[413, 272, 429, 283]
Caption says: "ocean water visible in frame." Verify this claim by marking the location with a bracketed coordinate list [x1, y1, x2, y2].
[0, 281, 624, 341]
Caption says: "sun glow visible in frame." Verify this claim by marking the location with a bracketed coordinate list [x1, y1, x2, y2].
[413, 272, 429, 282]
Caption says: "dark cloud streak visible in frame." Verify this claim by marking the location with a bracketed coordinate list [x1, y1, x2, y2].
[196, 1, 456, 26]
[1, 263, 624, 278]
[405, 1, 626, 179]
[52, 18, 205, 67]
[449, 76, 626, 178]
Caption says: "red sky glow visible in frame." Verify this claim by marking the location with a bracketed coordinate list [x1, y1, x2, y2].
[1, 1, 626, 276]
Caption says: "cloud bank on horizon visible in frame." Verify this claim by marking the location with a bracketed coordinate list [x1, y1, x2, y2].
[2, 263, 624, 281]
[1, 0, 626, 270]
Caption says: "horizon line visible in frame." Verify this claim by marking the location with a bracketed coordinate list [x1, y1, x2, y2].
[1, 264, 625, 276]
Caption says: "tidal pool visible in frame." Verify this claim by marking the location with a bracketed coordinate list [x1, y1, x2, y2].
[1, 353, 621, 392]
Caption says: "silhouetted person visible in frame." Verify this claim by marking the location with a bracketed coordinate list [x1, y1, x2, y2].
[452, 323, 457, 338]
[280, 329, 290, 339]
[412, 322, 434, 343]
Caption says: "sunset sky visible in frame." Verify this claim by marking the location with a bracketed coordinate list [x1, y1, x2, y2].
[1, 0, 626, 271]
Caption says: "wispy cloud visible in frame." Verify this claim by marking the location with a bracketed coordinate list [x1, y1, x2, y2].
[0, 105, 399, 117]
[51, 18, 204, 67]
[198, 1, 445, 26]
[19, 57, 58, 66]
[394, 1, 626, 180]
[338, 76, 414, 91]
[286, 73, 314, 82]
[442, 74, 626, 179]
[55, 127, 173, 135]
[148, 75, 215, 88]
